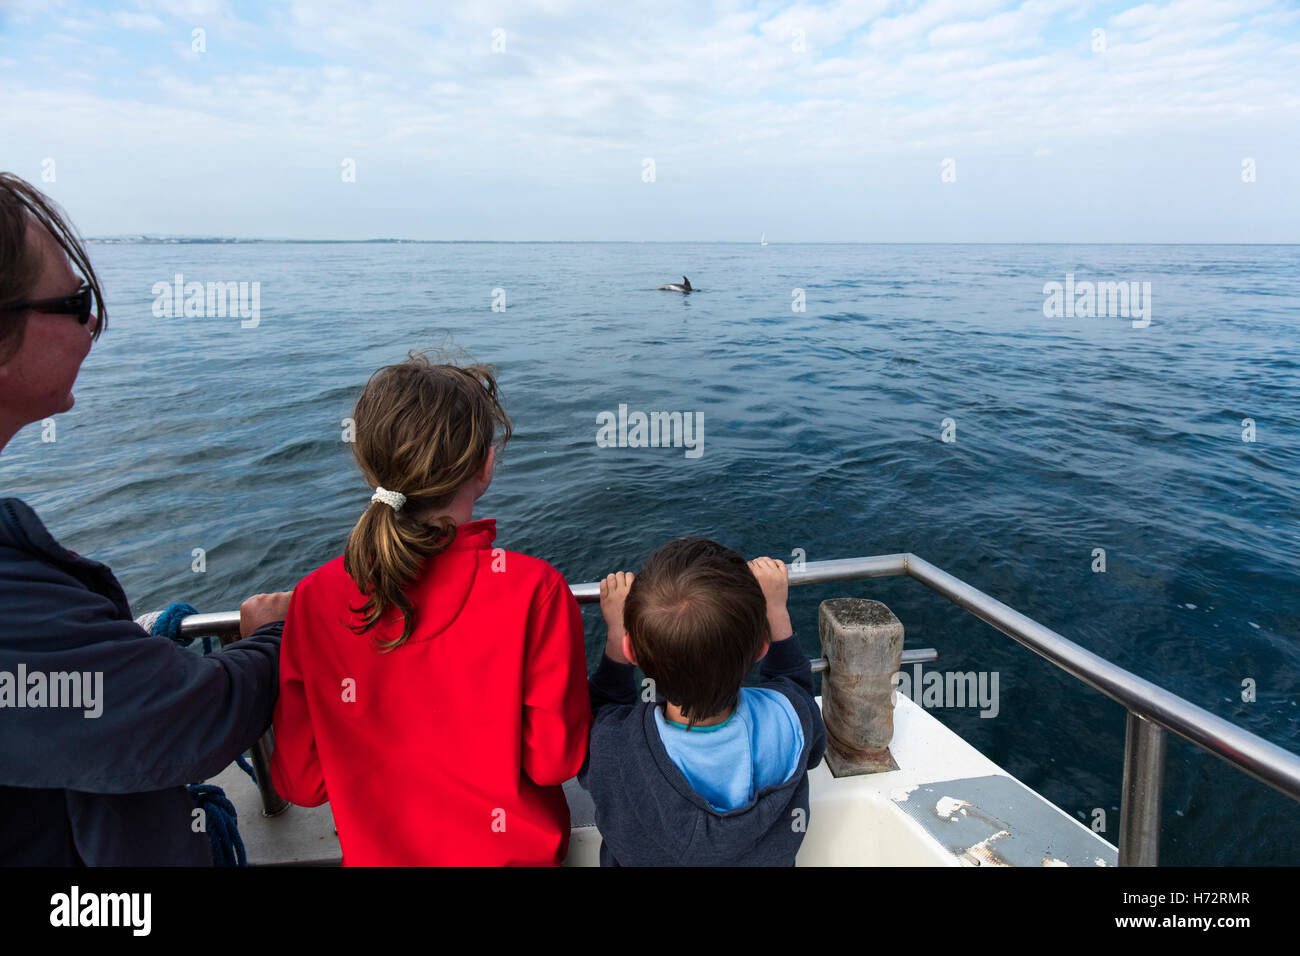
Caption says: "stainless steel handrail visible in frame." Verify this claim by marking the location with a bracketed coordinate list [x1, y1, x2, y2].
[180, 552, 1300, 863]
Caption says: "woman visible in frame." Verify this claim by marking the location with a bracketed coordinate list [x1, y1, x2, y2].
[0, 172, 289, 865]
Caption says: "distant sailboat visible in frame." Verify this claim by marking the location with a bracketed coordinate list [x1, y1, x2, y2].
[760, 232, 768, 246]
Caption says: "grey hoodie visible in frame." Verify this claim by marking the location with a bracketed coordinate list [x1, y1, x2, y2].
[579, 635, 826, 866]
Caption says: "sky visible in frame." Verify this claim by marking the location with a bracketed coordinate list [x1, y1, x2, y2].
[0, 0, 1297, 241]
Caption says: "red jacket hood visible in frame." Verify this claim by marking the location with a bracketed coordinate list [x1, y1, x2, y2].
[349, 518, 497, 644]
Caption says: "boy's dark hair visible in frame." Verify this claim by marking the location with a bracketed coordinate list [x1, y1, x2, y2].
[624, 537, 770, 728]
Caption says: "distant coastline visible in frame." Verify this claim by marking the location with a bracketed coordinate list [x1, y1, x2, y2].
[86, 237, 1299, 246]
[88, 236, 423, 245]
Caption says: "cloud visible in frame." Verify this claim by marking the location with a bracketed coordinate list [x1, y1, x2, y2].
[0, 0, 1296, 239]
[111, 11, 166, 32]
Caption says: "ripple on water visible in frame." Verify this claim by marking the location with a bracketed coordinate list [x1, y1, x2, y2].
[2, 241, 1295, 865]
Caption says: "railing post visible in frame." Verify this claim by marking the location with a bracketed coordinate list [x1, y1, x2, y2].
[818, 598, 902, 776]
[218, 632, 290, 817]
[1118, 711, 1166, 866]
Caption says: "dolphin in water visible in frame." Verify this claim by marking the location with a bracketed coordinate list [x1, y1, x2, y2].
[656, 275, 692, 293]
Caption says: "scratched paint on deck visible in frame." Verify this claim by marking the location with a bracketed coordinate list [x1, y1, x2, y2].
[892, 775, 1117, 867]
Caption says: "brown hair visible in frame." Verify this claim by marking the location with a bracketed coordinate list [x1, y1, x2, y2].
[342, 350, 512, 651]
[0, 172, 107, 363]
[624, 537, 770, 727]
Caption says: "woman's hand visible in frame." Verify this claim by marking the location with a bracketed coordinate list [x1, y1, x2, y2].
[239, 590, 294, 639]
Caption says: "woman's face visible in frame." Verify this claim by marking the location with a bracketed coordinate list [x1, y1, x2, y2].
[0, 220, 99, 434]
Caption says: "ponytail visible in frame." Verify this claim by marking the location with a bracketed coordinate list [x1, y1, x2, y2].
[343, 504, 457, 650]
[341, 352, 511, 651]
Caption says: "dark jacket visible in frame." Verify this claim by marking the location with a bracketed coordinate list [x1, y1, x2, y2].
[580, 635, 827, 866]
[0, 497, 281, 865]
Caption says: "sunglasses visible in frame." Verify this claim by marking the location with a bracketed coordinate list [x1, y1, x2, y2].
[7, 283, 94, 325]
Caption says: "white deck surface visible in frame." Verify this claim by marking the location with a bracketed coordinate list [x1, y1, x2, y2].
[210, 694, 1117, 866]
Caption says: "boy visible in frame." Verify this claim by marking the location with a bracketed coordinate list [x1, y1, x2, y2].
[581, 537, 826, 865]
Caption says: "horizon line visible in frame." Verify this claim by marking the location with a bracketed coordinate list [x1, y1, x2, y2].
[85, 237, 1300, 246]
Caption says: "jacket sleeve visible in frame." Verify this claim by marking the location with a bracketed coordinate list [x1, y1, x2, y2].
[520, 577, 592, 787]
[576, 653, 638, 790]
[760, 634, 826, 769]
[760, 632, 815, 697]
[589, 653, 637, 716]
[269, 583, 328, 807]
[0, 543, 281, 793]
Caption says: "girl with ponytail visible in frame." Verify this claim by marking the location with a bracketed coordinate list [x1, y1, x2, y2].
[270, 351, 592, 865]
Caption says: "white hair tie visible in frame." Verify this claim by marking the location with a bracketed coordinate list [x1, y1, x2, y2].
[371, 486, 406, 511]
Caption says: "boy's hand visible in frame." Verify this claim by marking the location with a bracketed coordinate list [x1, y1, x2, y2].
[748, 557, 793, 641]
[599, 572, 634, 663]
[748, 556, 788, 607]
[239, 590, 294, 639]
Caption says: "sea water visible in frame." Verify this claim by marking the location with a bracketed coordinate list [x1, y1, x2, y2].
[3, 241, 1297, 864]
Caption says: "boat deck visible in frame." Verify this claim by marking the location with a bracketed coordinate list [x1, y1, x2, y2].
[209, 694, 1116, 866]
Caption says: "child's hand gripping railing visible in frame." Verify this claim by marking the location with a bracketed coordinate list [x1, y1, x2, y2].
[170, 552, 1300, 865]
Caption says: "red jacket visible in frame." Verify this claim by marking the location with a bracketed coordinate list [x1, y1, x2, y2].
[270, 519, 591, 865]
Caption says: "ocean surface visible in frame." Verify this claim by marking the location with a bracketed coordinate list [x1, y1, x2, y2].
[3, 242, 1297, 864]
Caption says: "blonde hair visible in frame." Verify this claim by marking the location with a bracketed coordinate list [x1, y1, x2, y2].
[342, 350, 512, 650]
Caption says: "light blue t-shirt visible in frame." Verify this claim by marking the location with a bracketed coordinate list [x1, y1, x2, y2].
[653, 686, 805, 812]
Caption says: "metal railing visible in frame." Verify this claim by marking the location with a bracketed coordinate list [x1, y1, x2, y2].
[179, 552, 1300, 865]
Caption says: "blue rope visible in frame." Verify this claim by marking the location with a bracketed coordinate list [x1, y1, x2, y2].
[152, 602, 199, 645]
[187, 784, 247, 866]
